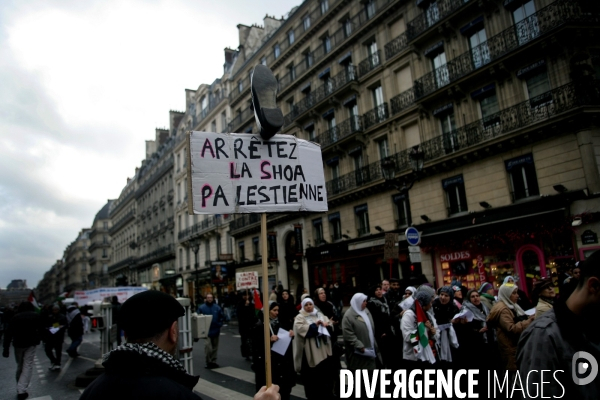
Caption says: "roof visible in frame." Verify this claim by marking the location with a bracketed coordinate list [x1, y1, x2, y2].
[94, 200, 114, 223]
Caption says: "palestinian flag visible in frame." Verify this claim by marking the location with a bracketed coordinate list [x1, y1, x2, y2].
[28, 290, 40, 312]
[414, 299, 436, 364]
[253, 289, 263, 317]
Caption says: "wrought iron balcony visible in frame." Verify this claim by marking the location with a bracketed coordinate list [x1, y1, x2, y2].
[384, 31, 409, 60]
[229, 75, 251, 106]
[283, 66, 357, 126]
[390, 88, 416, 115]
[407, 0, 472, 41]
[357, 226, 371, 237]
[325, 82, 599, 199]
[414, 0, 596, 101]
[362, 103, 389, 130]
[108, 209, 135, 235]
[229, 214, 261, 233]
[278, 0, 395, 93]
[358, 50, 381, 76]
[314, 115, 363, 149]
[136, 244, 175, 267]
[178, 215, 221, 242]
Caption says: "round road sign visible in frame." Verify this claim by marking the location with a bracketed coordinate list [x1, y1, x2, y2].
[405, 227, 421, 246]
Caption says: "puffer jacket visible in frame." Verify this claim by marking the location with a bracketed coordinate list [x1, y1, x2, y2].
[486, 301, 532, 371]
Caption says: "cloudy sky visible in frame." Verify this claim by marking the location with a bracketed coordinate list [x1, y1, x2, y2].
[0, 0, 300, 290]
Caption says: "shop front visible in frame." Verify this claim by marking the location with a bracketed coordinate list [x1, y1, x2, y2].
[421, 194, 580, 298]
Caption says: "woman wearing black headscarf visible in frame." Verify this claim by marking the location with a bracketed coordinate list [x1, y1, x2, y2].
[277, 289, 298, 332]
[313, 288, 339, 339]
[252, 301, 295, 400]
[236, 290, 256, 360]
[462, 289, 495, 370]
[432, 286, 463, 366]
[366, 284, 393, 368]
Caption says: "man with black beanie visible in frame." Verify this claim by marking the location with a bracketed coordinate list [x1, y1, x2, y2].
[80, 290, 281, 400]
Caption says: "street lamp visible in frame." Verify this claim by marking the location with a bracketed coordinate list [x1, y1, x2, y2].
[381, 145, 425, 226]
[189, 238, 201, 306]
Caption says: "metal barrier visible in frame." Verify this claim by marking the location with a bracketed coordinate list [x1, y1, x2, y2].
[176, 297, 194, 374]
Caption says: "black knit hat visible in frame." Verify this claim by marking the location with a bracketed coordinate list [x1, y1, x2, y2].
[532, 278, 554, 299]
[120, 290, 185, 340]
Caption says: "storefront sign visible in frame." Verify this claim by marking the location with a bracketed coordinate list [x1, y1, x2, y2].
[582, 230, 598, 245]
[268, 232, 278, 261]
[384, 233, 398, 260]
[440, 251, 471, 262]
[187, 131, 327, 214]
[294, 224, 304, 256]
[219, 253, 233, 261]
[476, 255, 487, 283]
[236, 271, 259, 290]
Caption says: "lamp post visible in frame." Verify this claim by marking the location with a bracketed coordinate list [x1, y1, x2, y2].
[380, 145, 425, 226]
[189, 238, 201, 307]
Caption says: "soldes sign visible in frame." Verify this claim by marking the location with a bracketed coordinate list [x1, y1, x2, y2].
[440, 251, 471, 262]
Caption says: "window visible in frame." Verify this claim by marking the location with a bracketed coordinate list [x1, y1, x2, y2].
[355, 204, 370, 236]
[393, 194, 411, 227]
[305, 51, 314, 68]
[320, 0, 329, 15]
[367, 41, 380, 68]
[512, 0, 538, 45]
[437, 106, 458, 154]
[288, 29, 295, 45]
[274, 43, 281, 58]
[238, 241, 245, 262]
[103, 221, 108, 229]
[432, 51, 449, 88]
[260, 56, 267, 66]
[378, 137, 389, 159]
[353, 150, 366, 185]
[323, 35, 331, 54]
[365, 0, 376, 19]
[505, 154, 539, 201]
[103, 235, 108, 244]
[443, 175, 468, 215]
[525, 70, 551, 107]
[288, 63, 296, 81]
[303, 14, 311, 31]
[252, 237, 260, 259]
[177, 182, 182, 203]
[102, 248, 107, 258]
[313, 218, 324, 244]
[348, 101, 360, 130]
[221, 112, 227, 131]
[329, 213, 342, 241]
[330, 160, 340, 180]
[425, 1, 440, 27]
[205, 239, 211, 263]
[372, 85, 384, 107]
[177, 154, 181, 172]
[179, 248, 183, 269]
[211, 120, 217, 132]
[287, 97, 295, 113]
[469, 28, 490, 69]
[325, 111, 337, 142]
[305, 123, 316, 141]
[344, 18, 353, 38]
[216, 234, 222, 257]
[238, 80, 243, 93]
[479, 91, 500, 128]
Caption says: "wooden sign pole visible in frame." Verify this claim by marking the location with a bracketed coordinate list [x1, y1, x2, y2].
[261, 212, 272, 387]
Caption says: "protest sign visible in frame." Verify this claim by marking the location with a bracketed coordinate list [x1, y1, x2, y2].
[186, 131, 328, 214]
[236, 271, 259, 290]
[73, 286, 147, 304]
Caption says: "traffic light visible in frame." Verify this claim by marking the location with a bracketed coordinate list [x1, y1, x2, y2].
[91, 316, 104, 329]
[89, 300, 104, 330]
[411, 262, 422, 276]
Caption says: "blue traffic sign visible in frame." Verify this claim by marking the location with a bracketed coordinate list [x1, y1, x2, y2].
[405, 227, 421, 246]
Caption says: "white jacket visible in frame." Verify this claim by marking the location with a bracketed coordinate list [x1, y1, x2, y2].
[400, 308, 440, 361]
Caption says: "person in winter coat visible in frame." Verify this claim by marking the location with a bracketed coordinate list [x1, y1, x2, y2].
[236, 291, 256, 360]
[43, 304, 68, 371]
[532, 278, 555, 318]
[432, 286, 464, 365]
[2, 301, 43, 399]
[366, 284, 393, 368]
[198, 293, 224, 369]
[66, 303, 84, 358]
[277, 290, 298, 332]
[342, 293, 381, 371]
[461, 290, 496, 370]
[400, 286, 439, 367]
[486, 284, 534, 375]
[252, 302, 296, 400]
[293, 297, 334, 399]
[478, 282, 496, 311]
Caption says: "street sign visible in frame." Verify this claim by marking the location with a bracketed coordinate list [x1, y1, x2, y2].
[405, 227, 421, 246]
[383, 233, 398, 260]
[408, 245, 421, 253]
[409, 252, 422, 263]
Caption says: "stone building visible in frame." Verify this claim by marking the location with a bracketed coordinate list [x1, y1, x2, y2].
[62, 229, 91, 293]
[225, 0, 600, 302]
[87, 200, 114, 288]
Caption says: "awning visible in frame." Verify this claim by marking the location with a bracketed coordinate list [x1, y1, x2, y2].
[318, 67, 331, 79]
[516, 60, 547, 79]
[325, 156, 339, 165]
[442, 175, 464, 189]
[303, 121, 315, 130]
[432, 103, 453, 117]
[328, 212, 341, 221]
[348, 146, 362, 156]
[460, 16, 484, 36]
[505, 154, 533, 171]
[322, 108, 335, 119]
[393, 193, 407, 203]
[343, 95, 357, 106]
[424, 41, 444, 58]
[312, 217, 323, 226]
[470, 84, 496, 99]
[300, 82, 312, 92]
[354, 204, 368, 213]
[338, 51, 352, 64]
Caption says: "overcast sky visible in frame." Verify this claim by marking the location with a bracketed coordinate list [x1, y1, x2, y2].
[0, 0, 300, 290]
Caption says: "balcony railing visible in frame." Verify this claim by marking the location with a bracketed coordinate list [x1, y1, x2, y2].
[284, 66, 357, 126]
[109, 209, 135, 235]
[178, 215, 223, 242]
[136, 244, 175, 268]
[229, 214, 261, 232]
[358, 50, 381, 76]
[229, 75, 252, 106]
[314, 115, 363, 148]
[325, 82, 599, 198]
[407, 0, 472, 41]
[228, 106, 254, 133]
[278, 0, 394, 93]
[362, 103, 389, 130]
[385, 31, 409, 60]
[390, 87, 416, 115]
[414, 0, 596, 100]
[136, 156, 174, 199]
[193, 92, 226, 129]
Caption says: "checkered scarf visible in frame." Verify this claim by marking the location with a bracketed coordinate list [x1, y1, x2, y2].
[103, 342, 186, 373]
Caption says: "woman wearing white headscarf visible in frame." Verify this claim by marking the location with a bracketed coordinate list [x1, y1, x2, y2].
[293, 297, 334, 399]
[342, 293, 381, 371]
[487, 284, 534, 373]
